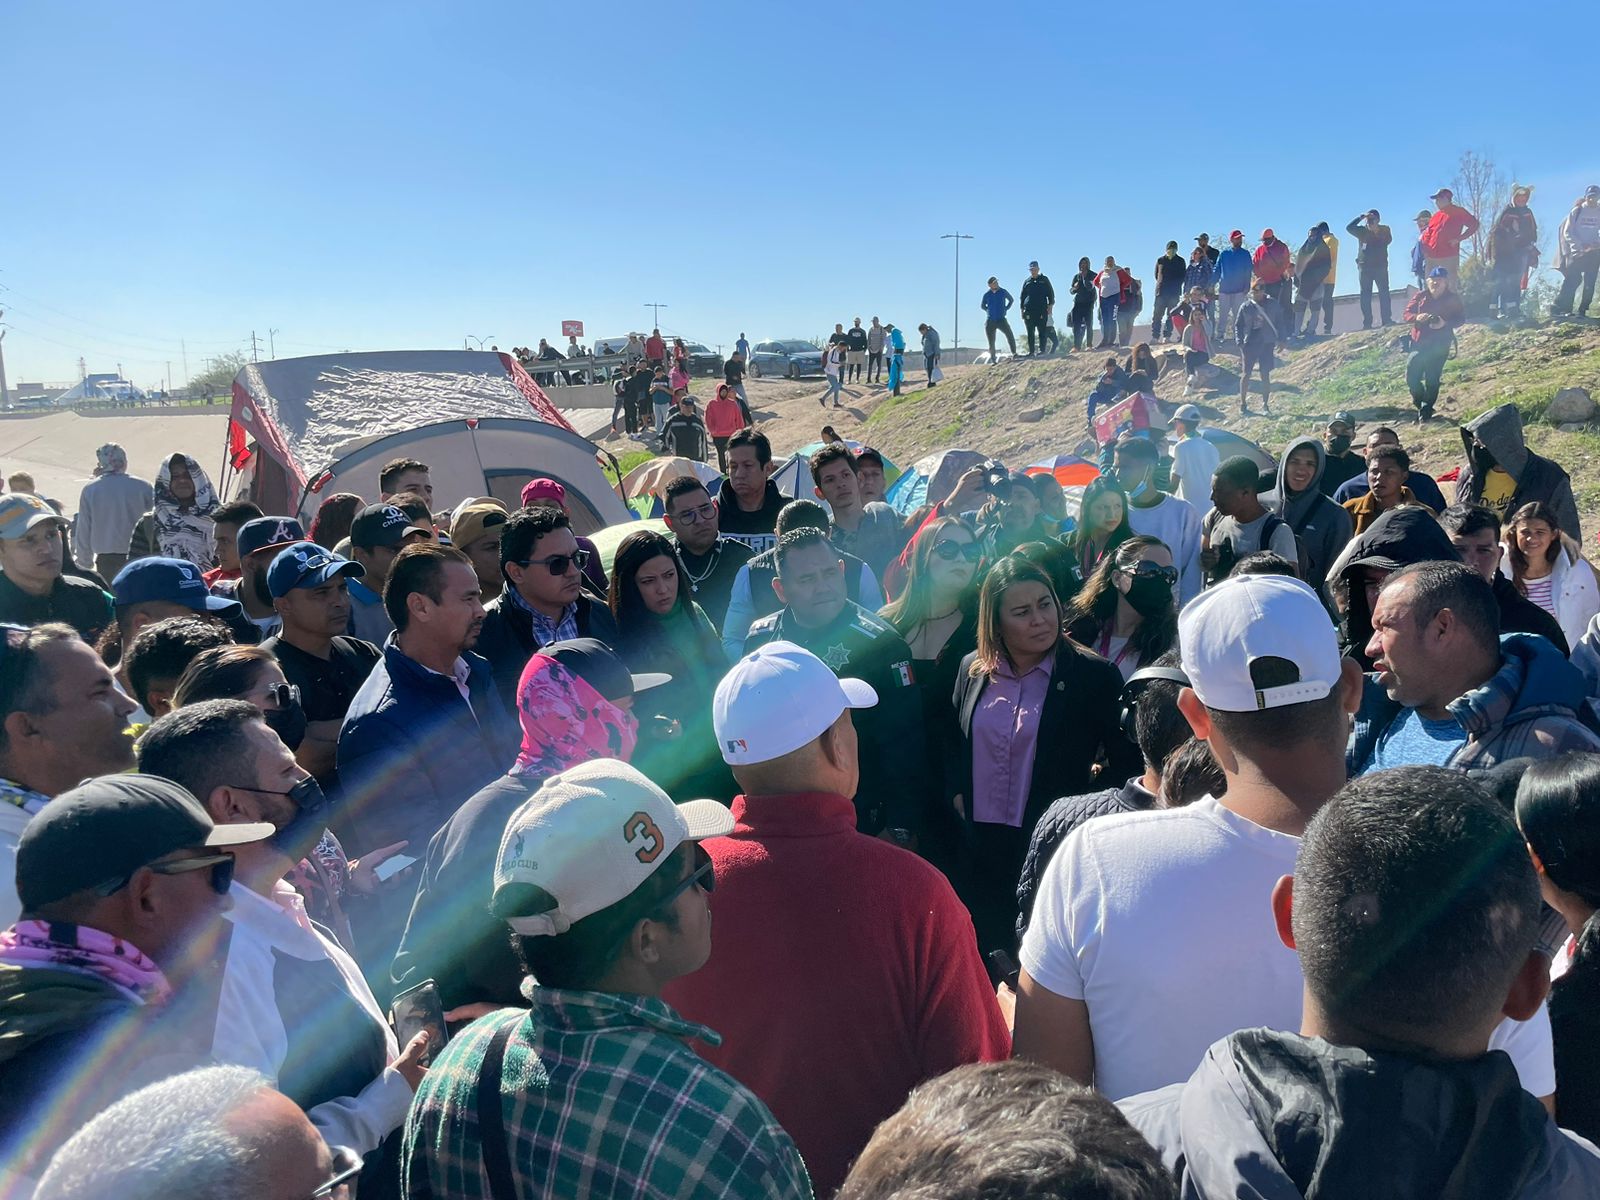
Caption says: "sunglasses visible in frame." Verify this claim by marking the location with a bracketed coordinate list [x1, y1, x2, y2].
[1123, 562, 1179, 586]
[96, 852, 236, 897]
[657, 844, 716, 909]
[310, 1145, 362, 1198]
[932, 539, 984, 563]
[514, 548, 592, 577]
[265, 682, 302, 710]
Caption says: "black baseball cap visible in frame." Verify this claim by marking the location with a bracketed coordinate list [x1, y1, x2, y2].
[350, 503, 432, 550]
[16, 774, 273, 911]
[539, 638, 669, 702]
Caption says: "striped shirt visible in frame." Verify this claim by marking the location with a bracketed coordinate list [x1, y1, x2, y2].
[1525, 575, 1557, 617]
[401, 985, 812, 1200]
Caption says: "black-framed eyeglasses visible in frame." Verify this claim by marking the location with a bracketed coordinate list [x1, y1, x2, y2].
[671, 502, 717, 526]
[1122, 562, 1179, 586]
[932, 539, 984, 563]
[265, 682, 302, 709]
[310, 1145, 362, 1197]
[512, 548, 591, 576]
[95, 852, 235, 897]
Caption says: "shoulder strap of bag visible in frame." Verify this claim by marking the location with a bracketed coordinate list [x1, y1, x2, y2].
[476, 1019, 520, 1200]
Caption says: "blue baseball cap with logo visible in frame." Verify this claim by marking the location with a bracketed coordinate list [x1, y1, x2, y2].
[112, 557, 243, 618]
[267, 542, 365, 599]
[236, 516, 307, 560]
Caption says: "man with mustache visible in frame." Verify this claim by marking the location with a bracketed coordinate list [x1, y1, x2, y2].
[337, 544, 518, 860]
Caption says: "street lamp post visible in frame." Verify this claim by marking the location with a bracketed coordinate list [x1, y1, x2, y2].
[465, 334, 494, 350]
[940, 232, 973, 362]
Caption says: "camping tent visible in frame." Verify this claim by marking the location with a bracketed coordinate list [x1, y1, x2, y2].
[223, 350, 630, 534]
[619, 458, 723, 518]
[883, 448, 994, 516]
[1024, 454, 1101, 488]
[1194, 427, 1274, 472]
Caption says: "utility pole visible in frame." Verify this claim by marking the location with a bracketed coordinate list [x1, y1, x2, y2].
[940, 232, 973, 361]
[0, 324, 9, 410]
[268, 328, 279, 359]
[643, 302, 668, 329]
[250, 331, 260, 362]
[165, 361, 172, 396]
[180, 338, 189, 387]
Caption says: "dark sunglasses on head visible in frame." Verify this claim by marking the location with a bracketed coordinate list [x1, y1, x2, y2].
[932, 539, 984, 563]
[514, 548, 592, 577]
[96, 852, 235, 897]
[1123, 562, 1179, 586]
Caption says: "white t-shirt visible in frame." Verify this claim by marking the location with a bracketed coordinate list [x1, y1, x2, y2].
[1126, 494, 1204, 605]
[1170, 435, 1220, 510]
[1020, 795, 1555, 1101]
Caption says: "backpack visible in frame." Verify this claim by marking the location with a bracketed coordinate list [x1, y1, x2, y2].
[1203, 510, 1306, 584]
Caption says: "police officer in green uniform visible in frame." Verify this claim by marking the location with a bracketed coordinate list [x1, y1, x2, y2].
[742, 528, 927, 844]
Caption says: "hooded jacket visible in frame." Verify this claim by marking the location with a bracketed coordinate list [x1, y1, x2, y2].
[1328, 506, 1462, 667]
[1348, 632, 1600, 773]
[1262, 438, 1352, 589]
[1456, 406, 1581, 541]
[1294, 231, 1333, 294]
[1121, 1029, 1600, 1200]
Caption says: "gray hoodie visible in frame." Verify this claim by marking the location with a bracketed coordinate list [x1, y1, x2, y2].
[1456, 405, 1581, 541]
[1122, 1029, 1600, 1200]
[1261, 436, 1353, 589]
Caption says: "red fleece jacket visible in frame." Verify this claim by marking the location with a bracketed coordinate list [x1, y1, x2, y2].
[663, 791, 1010, 1196]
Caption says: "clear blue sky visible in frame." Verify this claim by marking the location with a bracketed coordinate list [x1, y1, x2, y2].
[4, 0, 1594, 387]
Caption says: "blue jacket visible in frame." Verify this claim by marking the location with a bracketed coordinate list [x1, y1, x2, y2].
[980, 288, 1014, 320]
[1215, 245, 1254, 293]
[1348, 633, 1600, 774]
[1411, 237, 1427, 278]
[335, 640, 521, 856]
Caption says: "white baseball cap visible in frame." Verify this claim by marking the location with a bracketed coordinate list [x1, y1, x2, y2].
[492, 760, 733, 936]
[714, 640, 877, 766]
[1178, 575, 1341, 712]
[1173, 403, 1203, 423]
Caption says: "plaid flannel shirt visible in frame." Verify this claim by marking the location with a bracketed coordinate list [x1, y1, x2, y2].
[402, 985, 812, 1199]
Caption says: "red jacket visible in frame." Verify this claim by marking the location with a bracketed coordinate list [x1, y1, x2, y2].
[1421, 204, 1481, 259]
[644, 333, 666, 359]
[1251, 239, 1292, 283]
[663, 791, 1010, 1197]
[704, 393, 744, 438]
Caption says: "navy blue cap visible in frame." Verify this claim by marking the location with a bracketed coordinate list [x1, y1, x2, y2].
[237, 516, 307, 560]
[1427, 266, 1451, 279]
[267, 541, 364, 599]
[112, 557, 243, 618]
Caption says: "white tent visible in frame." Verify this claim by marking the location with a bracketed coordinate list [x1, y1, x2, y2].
[223, 349, 630, 533]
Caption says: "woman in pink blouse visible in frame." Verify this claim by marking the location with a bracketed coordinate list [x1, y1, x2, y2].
[948, 555, 1140, 959]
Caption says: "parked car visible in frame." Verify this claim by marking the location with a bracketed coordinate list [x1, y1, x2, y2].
[682, 342, 724, 377]
[591, 335, 635, 357]
[749, 339, 824, 379]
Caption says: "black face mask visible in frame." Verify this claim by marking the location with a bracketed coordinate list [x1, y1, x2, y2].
[1125, 576, 1173, 617]
[1472, 443, 1497, 475]
[1326, 435, 1352, 456]
[263, 698, 307, 752]
[269, 776, 330, 859]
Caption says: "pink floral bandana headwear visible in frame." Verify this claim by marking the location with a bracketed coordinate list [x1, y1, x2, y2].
[512, 654, 637, 778]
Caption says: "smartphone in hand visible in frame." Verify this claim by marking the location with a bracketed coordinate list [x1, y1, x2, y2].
[390, 979, 449, 1065]
[373, 853, 418, 883]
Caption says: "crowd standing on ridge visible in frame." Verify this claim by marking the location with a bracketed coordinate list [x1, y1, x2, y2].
[3, 180, 1600, 1200]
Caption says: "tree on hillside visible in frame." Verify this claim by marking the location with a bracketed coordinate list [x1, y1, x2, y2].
[188, 350, 248, 398]
[1451, 149, 1511, 265]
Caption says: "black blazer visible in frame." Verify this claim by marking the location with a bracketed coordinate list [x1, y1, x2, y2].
[948, 639, 1139, 833]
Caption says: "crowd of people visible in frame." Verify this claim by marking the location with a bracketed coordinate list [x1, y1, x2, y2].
[1, 183, 1600, 1200]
